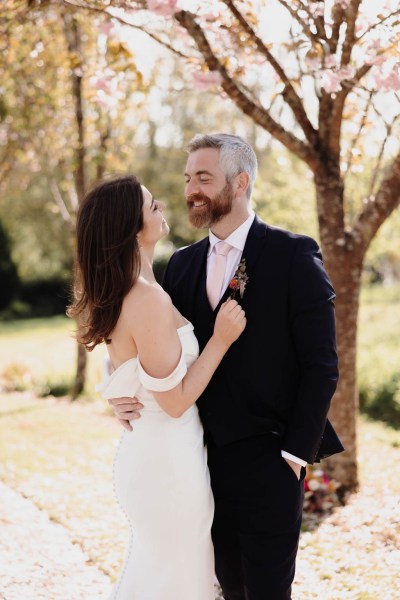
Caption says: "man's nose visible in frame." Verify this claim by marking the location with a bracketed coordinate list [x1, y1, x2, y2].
[185, 179, 199, 197]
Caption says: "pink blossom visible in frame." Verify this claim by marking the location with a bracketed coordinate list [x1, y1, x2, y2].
[191, 70, 222, 91]
[339, 65, 355, 80]
[324, 55, 337, 69]
[320, 70, 342, 93]
[147, 0, 179, 17]
[93, 77, 112, 93]
[311, 2, 324, 18]
[373, 63, 400, 92]
[99, 21, 114, 36]
[320, 65, 355, 94]
[334, 0, 350, 8]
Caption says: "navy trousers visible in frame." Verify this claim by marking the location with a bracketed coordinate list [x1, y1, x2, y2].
[207, 434, 305, 600]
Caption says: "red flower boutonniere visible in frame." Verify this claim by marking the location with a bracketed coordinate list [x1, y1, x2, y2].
[229, 258, 249, 300]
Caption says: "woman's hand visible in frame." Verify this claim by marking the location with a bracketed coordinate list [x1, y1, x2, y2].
[213, 298, 246, 348]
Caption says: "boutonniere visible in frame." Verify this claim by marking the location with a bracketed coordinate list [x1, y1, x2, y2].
[229, 258, 249, 300]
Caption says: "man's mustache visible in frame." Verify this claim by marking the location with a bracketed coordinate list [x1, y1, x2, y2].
[186, 193, 210, 205]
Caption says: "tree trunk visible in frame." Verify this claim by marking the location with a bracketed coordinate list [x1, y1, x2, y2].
[70, 343, 88, 400]
[315, 172, 363, 491]
[325, 255, 362, 492]
[62, 9, 88, 399]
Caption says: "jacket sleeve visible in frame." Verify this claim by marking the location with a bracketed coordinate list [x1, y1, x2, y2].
[282, 236, 339, 464]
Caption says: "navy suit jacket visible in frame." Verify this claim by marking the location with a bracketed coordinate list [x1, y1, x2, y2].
[163, 216, 344, 464]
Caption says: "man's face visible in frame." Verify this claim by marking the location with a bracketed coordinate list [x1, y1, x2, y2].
[184, 148, 234, 229]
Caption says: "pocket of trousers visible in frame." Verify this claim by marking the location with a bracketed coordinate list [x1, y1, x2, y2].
[281, 457, 304, 484]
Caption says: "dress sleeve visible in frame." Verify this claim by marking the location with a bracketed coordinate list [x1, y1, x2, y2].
[137, 352, 187, 392]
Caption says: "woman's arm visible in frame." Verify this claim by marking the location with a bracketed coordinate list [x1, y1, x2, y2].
[129, 289, 245, 418]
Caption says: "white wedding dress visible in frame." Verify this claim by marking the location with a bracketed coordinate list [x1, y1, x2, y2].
[100, 323, 215, 600]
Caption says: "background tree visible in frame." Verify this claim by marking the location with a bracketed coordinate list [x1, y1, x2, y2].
[2, 1, 399, 491]
[82, 0, 399, 491]
[31, 0, 397, 489]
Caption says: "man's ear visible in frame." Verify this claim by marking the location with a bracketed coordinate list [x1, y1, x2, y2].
[235, 172, 250, 196]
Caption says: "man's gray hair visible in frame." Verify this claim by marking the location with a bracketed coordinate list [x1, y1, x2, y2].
[187, 133, 258, 200]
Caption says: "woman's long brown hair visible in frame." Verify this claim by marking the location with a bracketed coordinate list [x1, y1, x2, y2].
[68, 175, 144, 351]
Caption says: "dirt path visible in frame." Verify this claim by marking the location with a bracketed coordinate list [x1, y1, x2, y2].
[0, 481, 111, 600]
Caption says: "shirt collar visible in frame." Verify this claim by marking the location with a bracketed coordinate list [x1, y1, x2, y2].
[208, 212, 255, 256]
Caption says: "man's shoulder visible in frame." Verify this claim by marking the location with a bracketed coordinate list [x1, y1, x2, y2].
[171, 237, 208, 260]
[264, 221, 319, 251]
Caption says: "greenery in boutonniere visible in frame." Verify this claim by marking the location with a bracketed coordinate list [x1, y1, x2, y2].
[229, 258, 249, 300]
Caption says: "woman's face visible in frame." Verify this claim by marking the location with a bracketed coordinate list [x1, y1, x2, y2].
[139, 185, 169, 245]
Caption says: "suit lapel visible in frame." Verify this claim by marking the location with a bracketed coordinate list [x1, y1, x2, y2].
[184, 237, 210, 313]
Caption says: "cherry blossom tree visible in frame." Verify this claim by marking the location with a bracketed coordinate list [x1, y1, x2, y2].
[100, 0, 399, 491]
[11, 0, 400, 490]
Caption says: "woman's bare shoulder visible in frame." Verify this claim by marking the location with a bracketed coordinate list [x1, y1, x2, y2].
[121, 278, 174, 330]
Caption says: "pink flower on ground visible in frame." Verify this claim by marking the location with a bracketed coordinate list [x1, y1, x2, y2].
[191, 70, 223, 91]
[147, 0, 179, 17]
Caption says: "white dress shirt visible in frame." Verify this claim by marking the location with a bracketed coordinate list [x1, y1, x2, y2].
[207, 213, 307, 468]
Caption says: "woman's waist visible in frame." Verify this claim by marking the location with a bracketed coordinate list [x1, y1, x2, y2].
[132, 398, 200, 422]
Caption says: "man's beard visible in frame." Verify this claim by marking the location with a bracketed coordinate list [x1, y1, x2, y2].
[186, 183, 234, 229]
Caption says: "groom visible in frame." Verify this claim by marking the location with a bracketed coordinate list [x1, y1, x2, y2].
[111, 133, 343, 599]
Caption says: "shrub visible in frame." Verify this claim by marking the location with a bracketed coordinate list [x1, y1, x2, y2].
[0, 362, 33, 392]
[0, 276, 72, 320]
[359, 373, 400, 428]
[37, 375, 73, 398]
[0, 219, 20, 311]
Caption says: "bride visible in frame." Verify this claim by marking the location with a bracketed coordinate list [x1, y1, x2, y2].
[68, 175, 246, 599]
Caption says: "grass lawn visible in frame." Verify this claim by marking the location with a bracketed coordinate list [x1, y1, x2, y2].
[357, 283, 400, 395]
[0, 315, 106, 398]
[0, 283, 399, 401]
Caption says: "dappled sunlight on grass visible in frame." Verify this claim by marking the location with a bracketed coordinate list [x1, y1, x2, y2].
[0, 316, 107, 398]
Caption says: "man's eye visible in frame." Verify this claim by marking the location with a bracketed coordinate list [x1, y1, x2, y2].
[200, 179, 210, 184]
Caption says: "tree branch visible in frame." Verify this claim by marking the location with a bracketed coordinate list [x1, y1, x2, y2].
[368, 105, 400, 197]
[353, 150, 400, 254]
[343, 90, 373, 181]
[50, 178, 74, 225]
[276, 0, 322, 45]
[329, 64, 372, 157]
[340, 0, 362, 67]
[329, 2, 345, 54]
[174, 9, 319, 170]
[357, 9, 400, 42]
[221, 0, 320, 148]
[62, 0, 191, 60]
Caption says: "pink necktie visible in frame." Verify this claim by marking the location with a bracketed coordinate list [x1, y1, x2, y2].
[207, 241, 232, 310]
